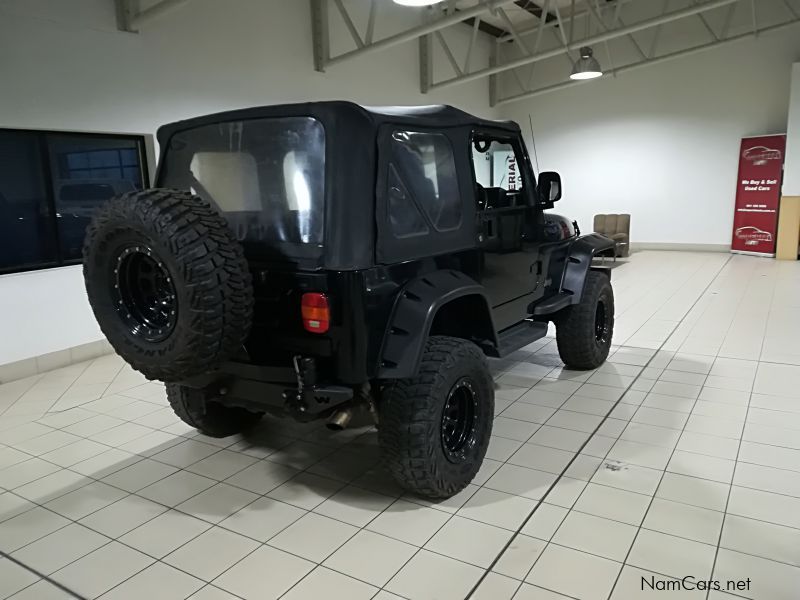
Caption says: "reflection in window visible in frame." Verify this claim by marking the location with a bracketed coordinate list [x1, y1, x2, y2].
[0, 129, 147, 273]
[0, 132, 58, 270]
[387, 166, 429, 238]
[48, 135, 144, 261]
[162, 117, 326, 251]
[390, 131, 461, 233]
[471, 139, 523, 192]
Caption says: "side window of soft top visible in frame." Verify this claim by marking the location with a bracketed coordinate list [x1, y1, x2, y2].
[387, 130, 462, 239]
[471, 135, 528, 211]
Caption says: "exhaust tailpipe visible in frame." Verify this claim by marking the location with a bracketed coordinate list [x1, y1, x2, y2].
[326, 407, 353, 431]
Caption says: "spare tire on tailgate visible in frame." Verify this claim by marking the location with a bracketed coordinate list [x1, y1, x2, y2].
[83, 188, 253, 382]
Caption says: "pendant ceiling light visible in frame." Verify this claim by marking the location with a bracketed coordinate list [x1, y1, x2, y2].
[570, 46, 603, 80]
[393, 0, 444, 5]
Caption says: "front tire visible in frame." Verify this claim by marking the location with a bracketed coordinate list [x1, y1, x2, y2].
[167, 384, 263, 438]
[556, 271, 614, 369]
[379, 336, 494, 499]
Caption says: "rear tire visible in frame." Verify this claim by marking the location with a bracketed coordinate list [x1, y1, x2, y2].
[555, 271, 614, 369]
[83, 188, 253, 381]
[379, 336, 494, 499]
[167, 384, 263, 438]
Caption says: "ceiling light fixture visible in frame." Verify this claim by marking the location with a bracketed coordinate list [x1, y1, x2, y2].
[570, 46, 603, 80]
[393, 0, 444, 6]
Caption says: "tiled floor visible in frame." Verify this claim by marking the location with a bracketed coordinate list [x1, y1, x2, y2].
[1, 250, 800, 600]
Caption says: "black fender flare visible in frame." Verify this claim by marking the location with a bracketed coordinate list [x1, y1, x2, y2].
[562, 233, 615, 304]
[378, 270, 498, 379]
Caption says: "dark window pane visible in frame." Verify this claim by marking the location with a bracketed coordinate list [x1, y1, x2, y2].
[120, 148, 137, 165]
[88, 150, 120, 168]
[67, 153, 89, 170]
[0, 132, 59, 271]
[48, 135, 143, 261]
[123, 167, 143, 184]
[391, 131, 461, 232]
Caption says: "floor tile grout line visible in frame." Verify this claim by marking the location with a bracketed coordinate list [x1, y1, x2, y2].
[481, 254, 732, 599]
[2, 396, 491, 599]
[0, 375, 44, 419]
[6, 384, 792, 530]
[0, 547, 90, 600]
[605, 399, 711, 584]
[603, 257, 737, 600]
[3, 396, 360, 510]
[10, 418, 798, 579]
[701, 263, 776, 600]
[7, 450, 391, 600]
[7, 357, 784, 599]
[512, 256, 734, 589]
[6, 255, 800, 599]
[1, 359, 98, 422]
[466, 318, 706, 596]
[510, 359, 676, 585]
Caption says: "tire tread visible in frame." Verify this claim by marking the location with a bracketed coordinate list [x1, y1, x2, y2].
[83, 188, 253, 381]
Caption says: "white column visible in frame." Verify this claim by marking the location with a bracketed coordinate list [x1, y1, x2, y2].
[783, 63, 800, 196]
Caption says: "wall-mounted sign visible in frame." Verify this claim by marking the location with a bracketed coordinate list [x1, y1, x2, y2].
[731, 134, 786, 256]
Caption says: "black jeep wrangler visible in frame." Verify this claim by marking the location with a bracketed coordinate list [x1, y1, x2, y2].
[83, 102, 615, 498]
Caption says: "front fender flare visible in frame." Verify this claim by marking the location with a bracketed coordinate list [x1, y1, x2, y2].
[562, 233, 615, 303]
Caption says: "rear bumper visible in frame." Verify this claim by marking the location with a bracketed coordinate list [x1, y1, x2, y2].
[178, 360, 354, 416]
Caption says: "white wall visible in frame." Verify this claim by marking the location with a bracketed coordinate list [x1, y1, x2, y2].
[499, 27, 800, 247]
[0, 0, 495, 364]
[784, 63, 800, 196]
[0, 266, 103, 365]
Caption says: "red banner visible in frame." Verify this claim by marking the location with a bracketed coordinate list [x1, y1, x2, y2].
[731, 134, 786, 256]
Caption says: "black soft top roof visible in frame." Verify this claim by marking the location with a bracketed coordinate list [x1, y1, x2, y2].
[154, 102, 524, 271]
[156, 101, 519, 145]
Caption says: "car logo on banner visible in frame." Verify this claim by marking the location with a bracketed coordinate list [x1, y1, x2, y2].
[735, 226, 773, 246]
[742, 146, 782, 166]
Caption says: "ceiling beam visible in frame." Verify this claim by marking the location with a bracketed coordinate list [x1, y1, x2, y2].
[115, 0, 194, 31]
[514, 0, 558, 23]
[497, 14, 800, 104]
[429, 0, 742, 91]
[324, 0, 517, 68]
[498, 0, 631, 42]
[461, 15, 508, 38]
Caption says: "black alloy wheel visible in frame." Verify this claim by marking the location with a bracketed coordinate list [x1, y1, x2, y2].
[112, 245, 177, 343]
[441, 378, 480, 464]
[594, 299, 610, 344]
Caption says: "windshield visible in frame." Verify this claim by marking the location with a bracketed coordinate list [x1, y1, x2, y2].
[159, 117, 325, 256]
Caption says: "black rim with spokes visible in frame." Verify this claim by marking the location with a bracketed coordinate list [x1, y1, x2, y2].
[112, 245, 177, 343]
[441, 378, 480, 463]
[595, 299, 609, 344]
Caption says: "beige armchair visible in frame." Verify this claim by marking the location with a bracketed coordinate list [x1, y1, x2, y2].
[594, 214, 630, 258]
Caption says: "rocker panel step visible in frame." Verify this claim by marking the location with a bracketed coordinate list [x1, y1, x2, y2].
[497, 321, 548, 358]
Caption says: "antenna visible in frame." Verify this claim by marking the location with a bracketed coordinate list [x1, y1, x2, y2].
[528, 113, 541, 176]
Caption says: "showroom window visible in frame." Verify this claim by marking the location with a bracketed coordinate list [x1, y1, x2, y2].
[388, 130, 462, 236]
[0, 129, 148, 273]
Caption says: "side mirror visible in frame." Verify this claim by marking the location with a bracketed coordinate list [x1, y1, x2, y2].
[537, 171, 562, 206]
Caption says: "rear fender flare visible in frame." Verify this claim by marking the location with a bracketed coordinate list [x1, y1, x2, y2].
[378, 270, 498, 379]
[562, 233, 615, 304]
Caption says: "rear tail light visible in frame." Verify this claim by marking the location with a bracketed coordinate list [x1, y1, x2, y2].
[301, 293, 330, 334]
